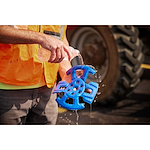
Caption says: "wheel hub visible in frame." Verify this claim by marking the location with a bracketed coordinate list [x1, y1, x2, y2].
[82, 39, 107, 66]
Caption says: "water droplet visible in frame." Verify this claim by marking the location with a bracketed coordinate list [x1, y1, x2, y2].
[98, 79, 102, 83]
[102, 84, 106, 87]
[98, 75, 101, 79]
[75, 110, 79, 125]
[94, 75, 97, 78]
[97, 92, 101, 95]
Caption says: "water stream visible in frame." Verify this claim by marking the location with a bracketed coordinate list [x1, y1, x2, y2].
[90, 104, 92, 124]
[75, 110, 79, 125]
[58, 67, 105, 125]
[73, 69, 103, 125]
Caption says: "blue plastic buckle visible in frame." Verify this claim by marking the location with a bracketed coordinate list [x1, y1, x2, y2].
[53, 65, 98, 110]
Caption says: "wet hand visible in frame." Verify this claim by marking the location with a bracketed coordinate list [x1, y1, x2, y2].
[41, 35, 72, 63]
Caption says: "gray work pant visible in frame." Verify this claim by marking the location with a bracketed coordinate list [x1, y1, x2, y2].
[0, 85, 58, 125]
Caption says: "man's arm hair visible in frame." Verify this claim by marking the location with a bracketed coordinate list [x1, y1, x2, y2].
[0, 25, 44, 45]
[0, 25, 72, 63]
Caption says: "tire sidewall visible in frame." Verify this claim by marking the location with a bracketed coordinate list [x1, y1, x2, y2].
[67, 25, 120, 102]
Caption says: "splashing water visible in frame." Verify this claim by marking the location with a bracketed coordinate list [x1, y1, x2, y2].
[97, 92, 101, 95]
[58, 66, 104, 125]
[90, 104, 92, 124]
[75, 110, 79, 125]
[102, 84, 106, 87]
[94, 99, 97, 103]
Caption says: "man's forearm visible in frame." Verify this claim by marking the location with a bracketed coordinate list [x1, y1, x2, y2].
[0, 25, 72, 63]
[0, 25, 43, 45]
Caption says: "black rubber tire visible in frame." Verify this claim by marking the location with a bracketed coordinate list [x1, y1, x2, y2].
[67, 25, 144, 105]
[106, 25, 144, 104]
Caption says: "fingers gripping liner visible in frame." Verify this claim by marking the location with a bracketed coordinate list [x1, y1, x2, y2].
[53, 65, 98, 110]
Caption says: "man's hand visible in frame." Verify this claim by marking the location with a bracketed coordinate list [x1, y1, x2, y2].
[0, 25, 72, 63]
[40, 35, 72, 63]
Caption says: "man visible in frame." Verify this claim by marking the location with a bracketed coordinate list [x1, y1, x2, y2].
[0, 25, 72, 125]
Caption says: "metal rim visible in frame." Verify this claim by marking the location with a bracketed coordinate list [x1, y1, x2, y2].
[70, 27, 109, 81]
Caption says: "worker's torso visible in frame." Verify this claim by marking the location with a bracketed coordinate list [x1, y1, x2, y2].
[0, 25, 67, 88]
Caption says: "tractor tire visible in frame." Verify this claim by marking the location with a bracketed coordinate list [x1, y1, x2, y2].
[66, 25, 144, 105]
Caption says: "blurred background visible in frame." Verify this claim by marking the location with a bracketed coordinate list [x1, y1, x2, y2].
[57, 25, 150, 125]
